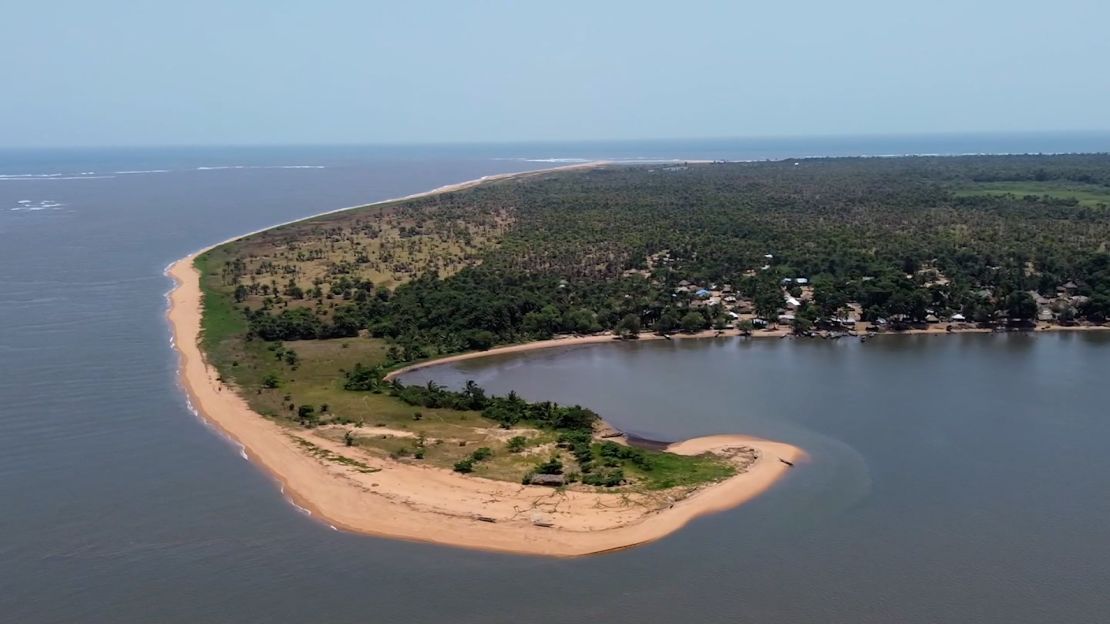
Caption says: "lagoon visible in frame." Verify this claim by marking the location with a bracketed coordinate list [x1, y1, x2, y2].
[4, 139, 1110, 623]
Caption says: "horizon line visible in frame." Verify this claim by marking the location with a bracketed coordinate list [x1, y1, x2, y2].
[5, 128, 1110, 152]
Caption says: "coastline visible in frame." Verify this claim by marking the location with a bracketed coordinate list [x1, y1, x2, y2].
[165, 162, 806, 557]
[168, 256, 802, 556]
[166, 161, 1109, 556]
[383, 322, 1108, 382]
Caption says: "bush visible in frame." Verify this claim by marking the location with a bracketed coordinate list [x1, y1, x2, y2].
[343, 363, 383, 391]
[453, 447, 493, 474]
[506, 436, 528, 453]
[582, 468, 625, 487]
[297, 405, 317, 425]
[681, 311, 707, 333]
[599, 440, 652, 470]
[535, 457, 564, 475]
[465, 330, 497, 351]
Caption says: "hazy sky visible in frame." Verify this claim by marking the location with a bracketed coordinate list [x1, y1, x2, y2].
[3, 0, 1108, 147]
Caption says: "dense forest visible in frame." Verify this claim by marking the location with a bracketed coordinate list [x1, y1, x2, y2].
[205, 154, 1110, 356]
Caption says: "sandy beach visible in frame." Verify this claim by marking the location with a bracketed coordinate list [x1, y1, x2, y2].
[165, 162, 808, 557]
[167, 256, 802, 556]
[165, 160, 1110, 556]
[383, 321, 1107, 381]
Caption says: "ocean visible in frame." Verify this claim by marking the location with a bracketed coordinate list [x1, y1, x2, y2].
[2, 134, 1109, 623]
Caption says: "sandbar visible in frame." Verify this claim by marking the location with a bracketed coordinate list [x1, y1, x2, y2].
[165, 164, 805, 557]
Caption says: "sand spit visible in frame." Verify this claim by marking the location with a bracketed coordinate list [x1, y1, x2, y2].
[165, 162, 804, 557]
[167, 161, 1108, 555]
[168, 256, 801, 556]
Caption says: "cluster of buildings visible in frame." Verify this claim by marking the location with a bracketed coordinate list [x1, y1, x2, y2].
[638, 252, 1093, 332]
[1030, 282, 1087, 323]
[671, 276, 834, 327]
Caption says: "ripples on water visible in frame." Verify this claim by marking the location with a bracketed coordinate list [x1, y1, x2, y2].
[2, 139, 1110, 623]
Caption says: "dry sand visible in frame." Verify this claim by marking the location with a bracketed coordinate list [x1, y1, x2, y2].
[382, 317, 1110, 383]
[384, 321, 1109, 381]
[165, 162, 805, 557]
[166, 161, 1108, 556]
[168, 256, 801, 556]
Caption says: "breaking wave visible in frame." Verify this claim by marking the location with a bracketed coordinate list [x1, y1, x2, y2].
[195, 165, 325, 171]
[9, 200, 65, 212]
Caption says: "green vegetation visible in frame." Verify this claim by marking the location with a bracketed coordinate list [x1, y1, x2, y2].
[210, 155, 1110, 356]
[954, 181, 1110, 208]
[194, 250, 248, 351]
[453, 447, 492, 473]
[195, 154, 1110, 492]
[290, 436, 380, 474]
[197, 249, 732, 491]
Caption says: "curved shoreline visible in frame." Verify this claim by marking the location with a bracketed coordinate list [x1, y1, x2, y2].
[383, 323, 1108, 382]
[168, 255, 803, 555]
[166, 163, 806, 557]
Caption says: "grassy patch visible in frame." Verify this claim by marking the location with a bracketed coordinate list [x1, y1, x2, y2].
[954, 181, 1110, 208]
[626, 450, 737, 490]
[195, 248, 248, 351]
[191, 194, 738, 494]
[289, 436, 381, 473]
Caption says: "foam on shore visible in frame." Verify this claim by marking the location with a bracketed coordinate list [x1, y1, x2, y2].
[164, 162, 805, 556]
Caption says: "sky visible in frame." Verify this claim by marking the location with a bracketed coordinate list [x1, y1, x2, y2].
[3, 0, 1109, 147]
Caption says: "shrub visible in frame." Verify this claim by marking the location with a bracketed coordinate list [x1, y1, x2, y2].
[535, 457, 564, 475]
[297, 405, 317, 425]
[506, 436, 528, 453]
[582, 467, 625, 487]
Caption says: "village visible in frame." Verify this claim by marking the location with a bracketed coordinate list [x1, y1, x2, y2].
[626, 250, 1099, 338]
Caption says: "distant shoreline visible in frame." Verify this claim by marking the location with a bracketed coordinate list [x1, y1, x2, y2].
[166, 162, 805, 557]
[384, 322, 1110, 382]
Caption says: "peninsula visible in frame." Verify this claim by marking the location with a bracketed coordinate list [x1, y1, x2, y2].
[168, 162, 807, 557]
[170, 154, 1110, 555]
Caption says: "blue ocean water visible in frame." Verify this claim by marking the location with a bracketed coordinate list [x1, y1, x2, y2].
[2, 134, 1109, 624]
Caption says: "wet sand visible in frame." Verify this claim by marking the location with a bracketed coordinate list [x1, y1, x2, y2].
[165, 162, 805, 557]
[168, 255, 802, 556]
[385, 322, 1108, 381]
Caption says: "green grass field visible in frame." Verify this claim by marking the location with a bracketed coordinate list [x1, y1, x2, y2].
[194, 250, 248, 351]
[954, 181, 1110, 208]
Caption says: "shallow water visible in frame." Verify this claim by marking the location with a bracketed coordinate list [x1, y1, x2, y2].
[401, 332, 1110, 622]
[3, 137, 1110, 623]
